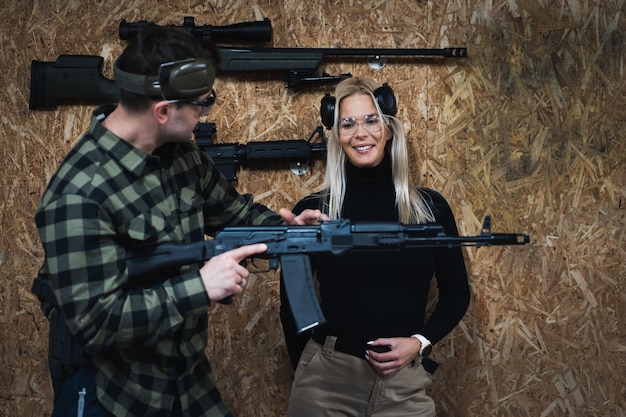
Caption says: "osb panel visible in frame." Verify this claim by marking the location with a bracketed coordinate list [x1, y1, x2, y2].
[0, 1, 624, 417]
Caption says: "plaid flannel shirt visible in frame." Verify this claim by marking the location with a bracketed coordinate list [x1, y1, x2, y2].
[35, 110, 282, 417]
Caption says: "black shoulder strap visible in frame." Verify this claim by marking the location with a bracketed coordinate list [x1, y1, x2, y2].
[32, 274, 58, 307]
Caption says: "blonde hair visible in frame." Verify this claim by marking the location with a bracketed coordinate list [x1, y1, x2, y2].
[322, 77, 434, 224]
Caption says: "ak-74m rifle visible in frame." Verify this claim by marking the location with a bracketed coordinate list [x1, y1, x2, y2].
[29, 16, 467, 109]
[125, 217, 529, 334]
[193, 122, 327, 181]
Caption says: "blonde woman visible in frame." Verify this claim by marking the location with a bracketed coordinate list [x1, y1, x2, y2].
[281, 77, 470, 417]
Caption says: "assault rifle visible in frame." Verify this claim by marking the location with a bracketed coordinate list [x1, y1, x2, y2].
[28, 16, 467, 109]
[194, 122, 327, 181]
[126, 217, 530, 334]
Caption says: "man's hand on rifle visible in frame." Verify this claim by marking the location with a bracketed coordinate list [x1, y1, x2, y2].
[194, 208, 326, 304]
[279, 208, 329, 225]
[200, 243, 268, 302]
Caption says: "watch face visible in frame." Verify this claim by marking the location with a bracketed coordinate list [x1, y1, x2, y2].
[421, 344, 432, 357]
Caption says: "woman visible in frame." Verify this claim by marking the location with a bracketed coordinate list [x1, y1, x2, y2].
[281, 77, 470, 417]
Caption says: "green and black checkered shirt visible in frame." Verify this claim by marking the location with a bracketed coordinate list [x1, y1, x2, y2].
[35, 109, 282, 417]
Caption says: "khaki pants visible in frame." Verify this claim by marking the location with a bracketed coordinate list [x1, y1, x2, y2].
[288, 336, 436, 417]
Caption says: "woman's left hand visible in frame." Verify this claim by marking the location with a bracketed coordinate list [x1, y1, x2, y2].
[279, 208, 329, 225]
[365, 336, 421, 377]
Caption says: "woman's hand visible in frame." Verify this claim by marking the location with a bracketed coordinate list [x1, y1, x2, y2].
[279, 208, 329, 225]
[365, 336, 421, 376]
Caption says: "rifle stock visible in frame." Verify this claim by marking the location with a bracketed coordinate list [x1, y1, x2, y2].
[29, 55, 119, 109]
[126, 217, 530, 333]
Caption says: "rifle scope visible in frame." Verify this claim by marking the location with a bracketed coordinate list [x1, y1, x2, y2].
[119, 16, 272, 43]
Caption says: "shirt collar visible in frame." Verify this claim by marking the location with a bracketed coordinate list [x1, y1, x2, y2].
[89, 107, 153, 178]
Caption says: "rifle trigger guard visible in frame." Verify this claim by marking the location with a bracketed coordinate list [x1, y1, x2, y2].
[269, 258, 280, 269]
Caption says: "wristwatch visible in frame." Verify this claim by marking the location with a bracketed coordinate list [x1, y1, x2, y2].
[411, 334, 432, 357]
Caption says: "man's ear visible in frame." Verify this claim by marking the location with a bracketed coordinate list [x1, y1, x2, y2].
[153, 101, 170, 124]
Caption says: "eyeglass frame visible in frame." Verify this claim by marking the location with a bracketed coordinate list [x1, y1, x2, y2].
[337, 113, 384, 136]
[165, 89, 216, 110]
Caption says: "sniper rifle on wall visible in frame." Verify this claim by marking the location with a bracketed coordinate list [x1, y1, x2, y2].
[29, 16, 467, 109]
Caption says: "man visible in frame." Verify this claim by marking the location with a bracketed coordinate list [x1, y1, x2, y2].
[33, 26, 323, 417]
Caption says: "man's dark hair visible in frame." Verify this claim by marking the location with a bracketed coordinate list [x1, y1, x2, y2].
[115, 26, 220, 112]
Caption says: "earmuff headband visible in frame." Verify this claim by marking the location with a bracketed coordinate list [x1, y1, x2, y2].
[320, 82, 398, 130]
[113, 58, 216, 100]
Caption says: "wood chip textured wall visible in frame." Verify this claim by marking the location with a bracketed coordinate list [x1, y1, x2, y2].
[1, 1, 624, 416]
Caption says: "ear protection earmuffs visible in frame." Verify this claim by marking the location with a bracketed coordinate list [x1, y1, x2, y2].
[320, 82, 398, 130]
[113, 58, 216, 99]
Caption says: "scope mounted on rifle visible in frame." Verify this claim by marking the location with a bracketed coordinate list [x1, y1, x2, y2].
[119, 16, 273, 43]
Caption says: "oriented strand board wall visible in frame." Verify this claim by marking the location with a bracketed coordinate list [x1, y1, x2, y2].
[1, 1, 625, 417]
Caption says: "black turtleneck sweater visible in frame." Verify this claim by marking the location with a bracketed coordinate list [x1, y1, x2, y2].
[280, 154, 469, 367]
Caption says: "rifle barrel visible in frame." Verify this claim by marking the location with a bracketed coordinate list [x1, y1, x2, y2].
[220, 47, 466, 57]
[217, 47, 467, 72]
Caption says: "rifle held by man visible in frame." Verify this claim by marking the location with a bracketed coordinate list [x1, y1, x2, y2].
[126, 217, 529, 334]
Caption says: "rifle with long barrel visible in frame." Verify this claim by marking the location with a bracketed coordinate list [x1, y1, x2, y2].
[29, 17, 467, 109]
[194, 122, 327, 181]
[126, 217, 529, 334]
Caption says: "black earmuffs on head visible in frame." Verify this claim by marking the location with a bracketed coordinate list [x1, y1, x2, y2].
[113, 57, 215, 100]
[320, 82, 397, 130]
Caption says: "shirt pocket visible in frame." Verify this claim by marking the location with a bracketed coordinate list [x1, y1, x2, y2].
[126, 212, 167, 242]
[178, 186, 202, 213]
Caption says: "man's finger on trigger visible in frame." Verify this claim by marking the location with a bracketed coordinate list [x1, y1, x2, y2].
[232, 243, 268, 261]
